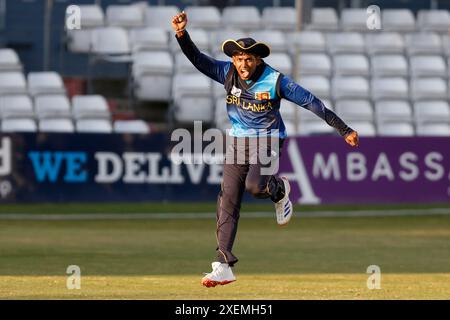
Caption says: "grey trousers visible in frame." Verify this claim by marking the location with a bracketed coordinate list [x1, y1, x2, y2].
[215, 137, 286, 266]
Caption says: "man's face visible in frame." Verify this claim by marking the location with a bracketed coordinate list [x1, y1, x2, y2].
[232, 53, 261, 80]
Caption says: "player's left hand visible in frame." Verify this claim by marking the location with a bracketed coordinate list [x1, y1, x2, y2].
[345, 131, 359, 147]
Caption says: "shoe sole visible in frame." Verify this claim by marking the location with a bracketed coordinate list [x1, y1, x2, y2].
[201, 278, 236, 288]
[277, 176, 292, 226]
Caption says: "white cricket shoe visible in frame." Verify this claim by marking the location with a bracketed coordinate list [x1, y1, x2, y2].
[274, 176, 292, 226]
[201, 262, 236, 288]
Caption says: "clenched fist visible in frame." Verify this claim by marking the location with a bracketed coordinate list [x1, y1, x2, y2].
[172, 11, 187, 37]
[345, 131, 359, 147]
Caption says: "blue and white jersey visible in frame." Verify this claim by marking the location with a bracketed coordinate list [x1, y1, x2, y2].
[176, 31, 353, 138]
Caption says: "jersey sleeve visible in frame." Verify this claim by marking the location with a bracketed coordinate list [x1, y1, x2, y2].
[176, 31, 231, 84]
[278, 75, 354, 137]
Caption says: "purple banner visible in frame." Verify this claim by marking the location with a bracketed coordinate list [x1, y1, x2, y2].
[279, 137, 450, 204]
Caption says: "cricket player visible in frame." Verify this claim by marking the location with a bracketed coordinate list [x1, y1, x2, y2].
[171, 11, 359, 288]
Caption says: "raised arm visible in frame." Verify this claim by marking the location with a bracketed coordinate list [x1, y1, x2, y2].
[279, 75, 359, 146]
[171, 11, 230, 84]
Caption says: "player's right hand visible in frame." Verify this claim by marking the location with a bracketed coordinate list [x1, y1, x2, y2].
[172, 11, 187, 34]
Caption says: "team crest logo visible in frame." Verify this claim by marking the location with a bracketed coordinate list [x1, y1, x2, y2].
[255, 92, 271, 100]
[231, 85, 242, 98]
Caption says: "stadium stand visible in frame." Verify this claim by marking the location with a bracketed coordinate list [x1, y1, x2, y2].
[1, 2, 450, 137]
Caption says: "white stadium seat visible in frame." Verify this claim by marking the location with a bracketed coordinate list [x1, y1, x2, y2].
[75, 4, 105, 28]
[372, 77, 409, 101]
[0, 95, 34, 119]
[132, 51, 173, 102]
[1, 118, 37, 132]
[174, 51, 198, 74]
[382, 9, 416, 32]
[371, 55, 409, 78]
[327, 33, 365, 54]
[413, 101, 450, 123]
[288, 31, 326, 54]
[145, 6, 179, 31]
[307, 8, 339, 31]
[76, 119, 112, 133]
[39, 118, 75, 133]
[417, 10, 450, 33]
[405, 33, 442, 56]
[333, 54, 370, 77]
[335, 100, 373, 121]
[416, 123, 450, 136]
[27, 72, 65, 96]
[184, 6, 222, 30]
[378, 122, 414, 136]
[170, 29, 209, 53]
[341, 8, 368, 32]
[410, 78, 447, 101]
[215, 96, 230, 131]
[114, 120, 150, 134]
[331, 76, 369, 100]
[91, 27, 131, 55]
[0, 72, 27, 95]
[0, 48, 22, 71]
[66, 5, 104, 53]
[296, 53, 331, 77]
[34, 95, 72, 119]
[172, 74, 213, 123]
[365, 33, 405, 55]
[72, 95, 110, 120]
[222, 6, 261, 31]
[442, 35, 450, 57]
[375, 100, 413, 123]
[410, 55, 447, 78]
[128, 27, 169, 52]
[262, 7, 297, 31]
[106, 5, 145, 28]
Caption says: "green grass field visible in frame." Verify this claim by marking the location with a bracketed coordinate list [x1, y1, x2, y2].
[0, 204, 449, 299]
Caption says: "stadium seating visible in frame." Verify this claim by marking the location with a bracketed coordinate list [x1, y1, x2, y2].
[296, 53, 331, 77]
[184, 6, 222, 30]
[333, 54, 370, 77]
[365, 33, 405, 55]
[417, 123, 450, 136]
[417, 9, 450, 33]
[375, 100, 413, 123]
[76, 119, 113, 133]
[307, 8, 339, 31]
[27, 72, 66, 96]
[132, 51, 173, 102]
[0, 95, 34, 119]
[113, 120, 150, 134]
[381, 9, 416, 32]
[378, 122, 415, 136]
[34, 95, 72, 120]
[0, 72, 27, 95]
[0, 49, 23, 72]
[341, 8, 368, 32]
[1, 4, 450, 137]
[172, 74, 213, 123]
[332, 76, 369, 100]
[106, 5, 145, 29]
[144, 5, 179, 31]
[413, 101, 450, 123]
[262, 7, 297, 31]
[371, 55, 409, 77]
[72, 95, 111, 120]
[39, 118, 75, 133]
[1, 118, 37, 132]
[222, 6, 261, 31]
[128, 27, 169, 52]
